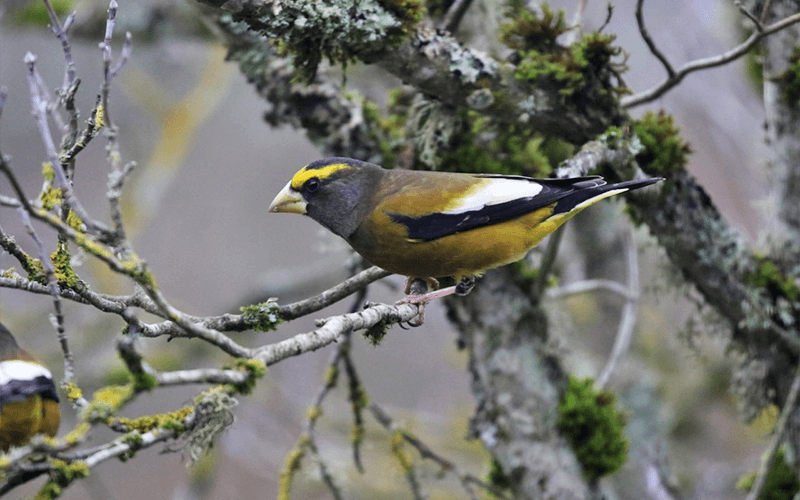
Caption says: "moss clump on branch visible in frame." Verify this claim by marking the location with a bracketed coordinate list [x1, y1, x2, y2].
[499, 2, 572, 52]
[32, 459, 89, 500]
[737, 448, 800, 500]
[557, 376, 628, 480]
[778, 46, 800, 107]
[631, 110, 692, 176]
[501, 4, 627, 114]
[745, 254, 800, 302]
[241, 298, 283, 332]
[228, 358, 268, 395]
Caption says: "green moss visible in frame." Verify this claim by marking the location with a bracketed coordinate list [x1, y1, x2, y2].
[241, 298, 283, 332]
[65, 210, 83, 232]
[23, 255, 47, 284]
[228, 358, 268, 395]
[487, 457, 514, 492]
[278, 434, 309, 500]
[631, 111, 692, 175]
[363, 319, 391, 345]
[557, 376, 628, 480]
[745, 254, 800, 302]
[40, 186, 62, 211]
[51, 241, 80, 288]
[737, 449, 800, 500]
[437, 110, 570, 176]
[359, 92, 411, 169]
[82, 384, 134, 422]
[778, 46, 800, 107]
[32, 458, 89, 500]
[13, 0, 74, 26]
[499, 2, 571, 52]
[509, 29, 627, 113]
[131, 371, 158, 392]
[112, 406, 193, 434]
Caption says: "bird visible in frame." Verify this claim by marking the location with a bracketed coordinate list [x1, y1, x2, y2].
[269, 157, 662, 305]
[0, 322, 59, 451]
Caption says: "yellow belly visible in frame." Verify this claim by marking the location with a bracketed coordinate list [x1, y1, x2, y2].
[0, 396, 59, 451]
[351, 205, 569, 279]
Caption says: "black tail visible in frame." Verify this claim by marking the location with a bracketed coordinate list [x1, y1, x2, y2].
[553, 177, 663, 215]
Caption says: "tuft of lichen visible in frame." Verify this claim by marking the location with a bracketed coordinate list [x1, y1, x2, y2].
[631, 110, 692, 176]
[241, 298, 282, 332]
[737, 448, 800, 500]
[50, 241, 80, 289]
[112, 406, 193, 434]
[557, 376, 628, 480]
[254, 0, 423, 81]
[32, 458, 89, 500]
[82, 384, 134, 422]
[184, 388, 237, 466]
[278, 434, 310, 500]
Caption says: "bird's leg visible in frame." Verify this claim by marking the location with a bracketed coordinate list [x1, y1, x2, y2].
[403, 276, 440, 295]
[455, 276, 477, 296]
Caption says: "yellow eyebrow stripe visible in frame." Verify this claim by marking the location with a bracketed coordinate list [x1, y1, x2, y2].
[290, 163, 353, 190]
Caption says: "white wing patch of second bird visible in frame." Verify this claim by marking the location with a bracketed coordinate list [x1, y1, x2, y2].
[0, 360, 52, 386]
[443, 178, 544, 214]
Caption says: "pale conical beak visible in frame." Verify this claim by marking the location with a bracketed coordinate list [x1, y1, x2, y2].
[269, 181, 307, 214]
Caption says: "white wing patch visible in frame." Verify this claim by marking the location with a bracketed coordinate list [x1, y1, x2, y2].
[0, 360, 52, 385]
[443, 178, 543, 214]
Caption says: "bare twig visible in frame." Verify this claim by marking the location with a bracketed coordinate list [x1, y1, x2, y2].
[623, 9, 800, 108]
[635, 0, 675, 79]
[41, 0, 77, 89]
[370, 404, 510, 499]
[439, 0, 475, 33]
[546, 278, 634, 300]
[596, 230, 640, 389]
[280, 266, 391, 320]
[533, 227, 565, 300]
[736, 1, 763, 32]
[744, 363, 800, 500]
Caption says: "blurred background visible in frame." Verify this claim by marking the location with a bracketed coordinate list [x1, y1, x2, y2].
[0, 0, 775, 498]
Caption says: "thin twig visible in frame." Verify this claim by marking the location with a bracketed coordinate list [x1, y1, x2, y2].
[744, 363, 800, 500]
[370, 404, 510, 499]
[546, 278, 635, 300]
[635, 0, 675, 78]
[14, 207, 75, 384]
[41, 0, 77, 89]
[736, 1, 763, 32]
[439, 0, 475, 33]
[281, 266, 391, 320]
[533, 227, 565, 300]
[596, 230, 640, 389]
[623, 9, 800, 108]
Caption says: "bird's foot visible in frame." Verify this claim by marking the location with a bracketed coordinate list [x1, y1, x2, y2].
[396, 285, 458, 326]
[403, 276, 440, 295]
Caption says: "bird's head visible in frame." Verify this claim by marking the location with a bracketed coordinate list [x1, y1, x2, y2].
[269, 157, 385, 239]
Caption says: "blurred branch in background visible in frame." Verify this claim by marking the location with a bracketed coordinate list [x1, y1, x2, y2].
[1, 0, 800, 499]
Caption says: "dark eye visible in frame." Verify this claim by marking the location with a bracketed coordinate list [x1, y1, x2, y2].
[305, 178, 320, 193]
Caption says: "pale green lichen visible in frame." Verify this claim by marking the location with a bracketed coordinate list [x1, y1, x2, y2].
[255, 0, 423, 80]
[241, 298, 282, 332]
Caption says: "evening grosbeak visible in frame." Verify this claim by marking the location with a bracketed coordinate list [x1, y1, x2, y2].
[270, 157, 662, 301]
[0, 322, 59, 451]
